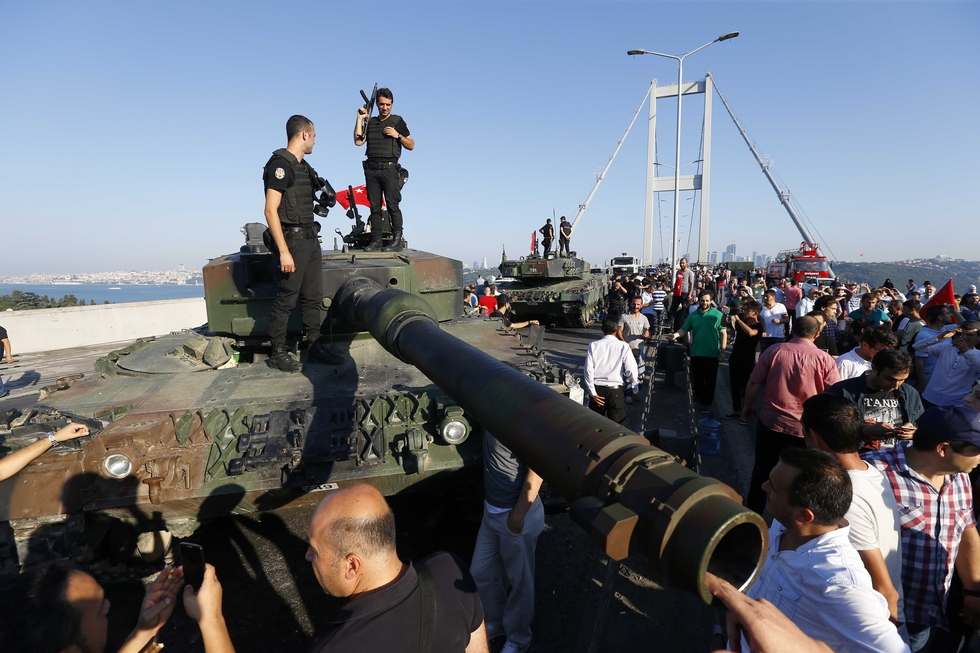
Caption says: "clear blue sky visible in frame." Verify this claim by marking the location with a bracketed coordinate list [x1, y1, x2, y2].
[1, 2, 977, 275]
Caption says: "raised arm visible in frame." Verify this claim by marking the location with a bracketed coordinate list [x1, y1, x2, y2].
[0, 423, 89, 482]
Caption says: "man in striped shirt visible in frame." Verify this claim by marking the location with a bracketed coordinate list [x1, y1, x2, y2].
[864, 406, 980, 652]
[642, 284, 667, 333]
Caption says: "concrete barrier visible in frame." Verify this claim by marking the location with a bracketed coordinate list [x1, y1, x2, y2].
[0, 298, 208, 353]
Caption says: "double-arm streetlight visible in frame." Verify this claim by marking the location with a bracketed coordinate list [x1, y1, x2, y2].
[628, 31, 738, 278]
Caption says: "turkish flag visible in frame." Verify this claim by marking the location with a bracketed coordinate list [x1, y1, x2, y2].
[530, 230, 537, 253]
[335, 185, 374, 210]
[922, 279, 956, 310]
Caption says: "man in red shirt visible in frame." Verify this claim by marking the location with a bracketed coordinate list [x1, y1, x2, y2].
[782, 279, 803, 335]
[477, 286, 498, 315]
[741, 316, 841, 513]
[668, 258, 696, 331]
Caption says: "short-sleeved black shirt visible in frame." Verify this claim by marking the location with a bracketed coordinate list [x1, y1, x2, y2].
[373, 115, 410, 139]
[307, 552, 483, 653]
[0, 326, 8, 341]
[490, 310, 513, 327]
[263, 155, 295, 193]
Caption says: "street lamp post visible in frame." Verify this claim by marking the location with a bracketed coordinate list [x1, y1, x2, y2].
[628, 32, 738, 285]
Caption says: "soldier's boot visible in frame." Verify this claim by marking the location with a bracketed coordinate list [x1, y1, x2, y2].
[270, 345, 302, 373]
[385, 231, 404, 252]
[363, 234, 383, 252]
[307, 338, 344, 365]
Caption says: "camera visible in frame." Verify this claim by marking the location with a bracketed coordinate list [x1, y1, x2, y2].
[313, 176, 337, 218]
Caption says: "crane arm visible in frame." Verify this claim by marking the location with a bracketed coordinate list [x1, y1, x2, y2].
[712, 79, 818, 247]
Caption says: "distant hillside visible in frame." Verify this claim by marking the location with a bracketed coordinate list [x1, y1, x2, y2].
[832, 259, 980, 292]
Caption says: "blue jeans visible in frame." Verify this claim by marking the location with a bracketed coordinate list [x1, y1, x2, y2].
[908, 623, 965, 653]
[470, 499, 545, 650]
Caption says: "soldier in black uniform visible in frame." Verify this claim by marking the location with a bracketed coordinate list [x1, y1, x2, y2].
[558, 215, 573, 257]
[263, 115, 342, 372]
[354, 88, 414, 251]
[539, 219, 554, 257]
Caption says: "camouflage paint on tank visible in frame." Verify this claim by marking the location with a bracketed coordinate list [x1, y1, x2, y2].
[498, 254, 609, 327]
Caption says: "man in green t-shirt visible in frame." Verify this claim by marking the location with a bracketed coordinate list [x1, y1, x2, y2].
[667, 290, 727, 411]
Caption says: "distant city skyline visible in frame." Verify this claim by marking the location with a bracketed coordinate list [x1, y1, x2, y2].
[0, 268, 202, 285]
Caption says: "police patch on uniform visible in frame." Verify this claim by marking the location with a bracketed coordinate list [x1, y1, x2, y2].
[275, 167, 285, 180]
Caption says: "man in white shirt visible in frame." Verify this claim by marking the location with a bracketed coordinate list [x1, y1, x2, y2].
[836, 326, 898, 380]
[801, 394, 906, 630]
[759, 289, 789, 353]
[584, 317, 639, 425]
[618, 297, 651, 382]
[748, 447, 909, 653]
[796, 286, 821, 319]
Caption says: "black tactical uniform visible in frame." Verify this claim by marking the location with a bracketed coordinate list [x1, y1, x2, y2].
[559, 217, 572, 257]
[539, 221, 554, 256]
[363, 114, 410, 249]
[263, 148, 329, 368]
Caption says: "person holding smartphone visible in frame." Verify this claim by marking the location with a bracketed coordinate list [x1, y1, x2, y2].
[912, 322, 980, 408]
[0, 561, 185, 653]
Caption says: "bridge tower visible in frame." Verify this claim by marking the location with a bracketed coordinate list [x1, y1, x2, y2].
[642, 72, 714, 266]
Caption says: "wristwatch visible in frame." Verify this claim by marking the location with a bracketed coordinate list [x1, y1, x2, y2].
[45, 431, 59, 447]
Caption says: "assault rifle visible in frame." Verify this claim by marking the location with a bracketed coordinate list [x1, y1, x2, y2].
[358, 83, 378, 132]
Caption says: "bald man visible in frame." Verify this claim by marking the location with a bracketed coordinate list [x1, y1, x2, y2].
[305, 484, 489, 653]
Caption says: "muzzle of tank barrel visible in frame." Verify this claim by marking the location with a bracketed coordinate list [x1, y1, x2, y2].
[336, 278, 767, 604]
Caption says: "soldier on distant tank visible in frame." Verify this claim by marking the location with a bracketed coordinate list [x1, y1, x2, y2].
[539, 219, 554, 257]
[558, 216, 572, 257]
[354, 88, 414, 252]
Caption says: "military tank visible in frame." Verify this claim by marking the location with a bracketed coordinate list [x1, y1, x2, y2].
[0, 223, 578, 570]
[498, 249, 609, 327]
[0, 222, 766, 603]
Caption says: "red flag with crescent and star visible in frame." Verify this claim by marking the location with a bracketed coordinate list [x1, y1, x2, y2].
[922, 279, 956, 311]
[335, 185, 375, 210]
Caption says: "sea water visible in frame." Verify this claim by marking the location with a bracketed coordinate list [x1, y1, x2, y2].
[0, 284, 204, 306]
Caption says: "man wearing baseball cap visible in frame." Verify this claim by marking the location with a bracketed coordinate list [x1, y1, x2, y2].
[864, 406, 980, 651]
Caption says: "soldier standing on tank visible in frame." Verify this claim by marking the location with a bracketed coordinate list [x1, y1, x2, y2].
[354, 88, 414, 252]
[558, 216, 572, 256]
[539, 219, 554, 257]
[263, 115, 342, 373]
[558, 216, 573, 257]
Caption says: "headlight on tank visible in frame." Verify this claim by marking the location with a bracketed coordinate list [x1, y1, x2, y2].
[438, 409, 470, 445]
[103, 453, 133, 479]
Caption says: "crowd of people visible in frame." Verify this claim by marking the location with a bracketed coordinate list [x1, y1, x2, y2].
[592, 259, 980, 652]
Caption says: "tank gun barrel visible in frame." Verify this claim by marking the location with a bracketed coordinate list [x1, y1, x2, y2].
[337, 278, 767, 604]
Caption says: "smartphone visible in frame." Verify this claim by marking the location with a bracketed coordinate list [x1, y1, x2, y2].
[180, 542, 206, 591]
